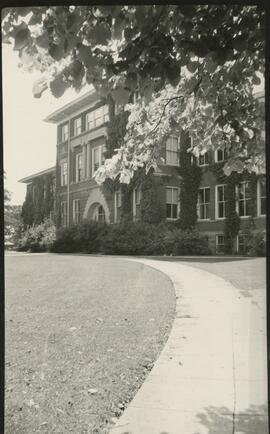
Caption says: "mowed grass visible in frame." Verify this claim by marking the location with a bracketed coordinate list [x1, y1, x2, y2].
[5, 254, 175, 434]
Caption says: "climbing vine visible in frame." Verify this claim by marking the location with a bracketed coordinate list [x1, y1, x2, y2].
[178, 133, 202, 230]
[21, 174, 55, 227]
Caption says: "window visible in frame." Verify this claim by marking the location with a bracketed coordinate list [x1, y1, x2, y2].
[166, 187, 179, 220]
[98, 205, 105, 222]
[74, 117, 82, 136]
[86, 106, 109, 130]
[237, 233, 248, 255]
[257, 177, 266, 216]
[215, 185, 227, 219]
[198, 152, 209, 166]
[133, 187, 141, 220]
[114, 190, 122, 223]
[216, 235, 225, 254]
[166, 136, 179, 166]
[61, 124, 68, 142]
[72, 199, 81, 224]
[92, 145, 106, 175]
[75, 153, 83, 182]
[236, 182, 252, 217]
[60, 162, 68, 186]
[215, 148, 228, 163]
[61, 201, 67, 227]
[198, 187, 210, 220]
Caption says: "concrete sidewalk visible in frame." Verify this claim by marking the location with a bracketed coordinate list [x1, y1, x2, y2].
[109, 258, 268, 434]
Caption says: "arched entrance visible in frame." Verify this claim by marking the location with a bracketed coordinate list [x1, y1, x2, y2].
[83, 188, 110, 223]
[89, 203, 106, 223]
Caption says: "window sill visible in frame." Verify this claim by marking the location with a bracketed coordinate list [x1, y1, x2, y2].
[197, 218, 211, 222]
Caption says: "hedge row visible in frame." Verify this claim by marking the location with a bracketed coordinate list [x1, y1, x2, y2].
[50, 221, 211, 256]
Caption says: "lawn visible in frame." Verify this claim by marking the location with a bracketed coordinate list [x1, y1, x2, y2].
[5, 253, 175, 434]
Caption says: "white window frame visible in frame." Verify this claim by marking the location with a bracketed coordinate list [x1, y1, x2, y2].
[198, 152, 209, 167]
[72, 199, 81, 224]
[75, 153, 83, 183]
[60, 161, 68, 186]
[235, 181, 251, 218]
[91, 145, 106, 175]
[61, 124, 69, 142]
[165, 136, 180, 166]
[74, 117, 82, 136]
[132, 187, 142, 220]
[61, 201, 67, 227]
[114, 190, 122, 223]
[215, 148, 228, 163]
[215, 234, 225, 254]
[257, 177, 266, 216]
[198, 187, 211, 220]
[236, 233, 248, 255]
[215, 184, 227, 219]
[86, 106, 109, 131]
[166, 186, 180, 221]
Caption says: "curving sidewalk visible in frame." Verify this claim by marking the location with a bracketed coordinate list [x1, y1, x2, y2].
[109, 258, 268, 434]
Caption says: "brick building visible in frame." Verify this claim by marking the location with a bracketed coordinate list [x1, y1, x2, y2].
[20, 89, 266, 254]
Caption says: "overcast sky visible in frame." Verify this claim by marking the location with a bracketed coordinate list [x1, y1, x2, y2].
[3, 44, 89, 205]
[3, 44, 264, 205]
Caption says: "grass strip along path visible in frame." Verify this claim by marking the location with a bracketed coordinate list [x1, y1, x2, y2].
[5, 253, 175, 434]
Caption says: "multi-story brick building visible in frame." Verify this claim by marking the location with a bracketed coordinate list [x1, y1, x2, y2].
[20, 89, 266, 254]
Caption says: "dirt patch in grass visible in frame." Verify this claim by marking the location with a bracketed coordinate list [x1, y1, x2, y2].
[5, 254, 175, 434]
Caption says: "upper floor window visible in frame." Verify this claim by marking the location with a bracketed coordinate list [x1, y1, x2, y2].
[74, 117, 82, 136]
[133, 187, 141, 221]
[61, 124, 68, 142]
[86, 106, 109, 131]
[215, 148, 228, 163]
[236, 181, 252, 217]
[166, 187, 179, 220]
[114, 190, 122, 223]
[198, 187, 210, 220]
[61, 201, 67, 227]
[92, 145, 106, 175]
[72, 199, 81, 224]
[60, 162, 68, 186]
[166, 136, 179, 166]
[75, 153, 83, 182]
[257, 177, 266, 216]
[215, 185, 227, 219]
[198, 152, 209, 166]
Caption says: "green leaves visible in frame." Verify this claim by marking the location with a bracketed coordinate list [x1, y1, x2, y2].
[13, 24, 30, 51]
[164, 60, 181, 86]
[252, 74, 261, 85]
[32, 78, 48, 98]
[77, 45, 96, 68]
[49, 75, 68, 98]
[49, 43, 65, 61]
[111, 88, 131, 105]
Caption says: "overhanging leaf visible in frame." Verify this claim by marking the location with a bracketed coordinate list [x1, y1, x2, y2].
[49, 75, 68, 98]
[111, 88, 131, 105]
[32, 77, 48, 98]
[14, 25, 30, 51]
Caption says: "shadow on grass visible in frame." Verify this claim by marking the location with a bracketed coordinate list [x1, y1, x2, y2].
[194, 404, 268, 434]
[117, 404, 268, 434]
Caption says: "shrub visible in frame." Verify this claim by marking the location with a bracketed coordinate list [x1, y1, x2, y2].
[245, 230, 266, 257]
[163, 228, 211, 256]
[50, 220, 212, 256]
[100, 221, 156, 255]
[16, 219, 56, 252]
[51, 220, 108, 253]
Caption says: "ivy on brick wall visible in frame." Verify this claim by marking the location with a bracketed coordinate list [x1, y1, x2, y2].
[21, 175, 54, 227]
[178, 135, 202, 230]
[224, 170, 257, 253]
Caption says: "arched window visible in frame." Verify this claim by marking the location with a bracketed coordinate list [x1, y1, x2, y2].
[98, 205, 105, 222]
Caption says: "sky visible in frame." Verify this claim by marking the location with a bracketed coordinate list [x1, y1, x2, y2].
[2, 44, 264, 205]
[3, 44, 89, 205]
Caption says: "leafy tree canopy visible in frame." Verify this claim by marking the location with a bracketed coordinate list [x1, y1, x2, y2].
[2, 5, 265, 181]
